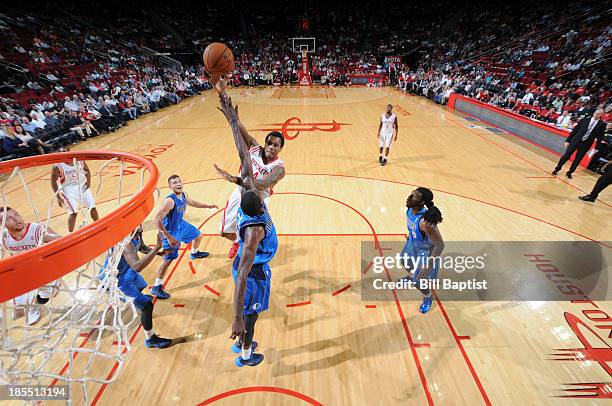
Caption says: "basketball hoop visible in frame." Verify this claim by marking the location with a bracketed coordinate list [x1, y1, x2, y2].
[0, 150, 159, 404]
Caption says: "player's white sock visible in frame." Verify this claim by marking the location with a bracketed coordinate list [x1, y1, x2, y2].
[154, 278, 164, 287]
[191, 246, 198, 254]
[242, 345, 252, 360]
[144, 329, 155, 339]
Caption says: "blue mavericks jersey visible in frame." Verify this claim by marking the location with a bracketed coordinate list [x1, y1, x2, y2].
[162, 193, 187, 234]
[104, 234, 141, 278]
[405, 207, 433, 257]
[236, 206, 278, 266]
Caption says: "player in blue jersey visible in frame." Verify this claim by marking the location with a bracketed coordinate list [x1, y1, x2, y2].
[216, 94, 278, 367]
[103, 227, 172, 348]
[151, 175, 218, 299]
[401, 187, 445, 313]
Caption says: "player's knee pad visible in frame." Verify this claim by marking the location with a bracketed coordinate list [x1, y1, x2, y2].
[140, 301, 154, 330]
[245, 312, 258, 328]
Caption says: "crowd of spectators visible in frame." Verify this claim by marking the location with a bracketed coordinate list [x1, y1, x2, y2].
[1, 0, 610, 160]
[0, 7, 212, 160]
[393, 1, 610, 130]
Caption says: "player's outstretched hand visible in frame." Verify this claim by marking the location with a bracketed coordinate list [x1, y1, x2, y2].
[214, 163, 238, 184]
[230, 317, 246, 340]
[213, 75, 227, 94]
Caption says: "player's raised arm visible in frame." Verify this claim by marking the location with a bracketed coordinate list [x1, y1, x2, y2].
[218, 95, 256, 192]
[214, 78, 259, 148]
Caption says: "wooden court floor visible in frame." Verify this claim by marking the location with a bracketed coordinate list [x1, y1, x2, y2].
[3, 87, 611, 405]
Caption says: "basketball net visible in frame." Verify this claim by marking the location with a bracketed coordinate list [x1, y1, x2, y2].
[0, 155, 155, 404]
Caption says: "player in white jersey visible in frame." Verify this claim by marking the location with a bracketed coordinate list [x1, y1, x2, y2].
[1, 207, 61, 325]
[50, 153, 99, 232]
[377, 104, 399, 166]
[212, 78, 285, 258]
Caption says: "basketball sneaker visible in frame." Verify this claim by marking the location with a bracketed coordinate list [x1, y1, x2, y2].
[145, 334, 172, 349]
[150, 285, 171, 299]
[27, 307, 41, 326]
[235, 353, 264, 367]
[228, 242, 239, 259]
[382, 158, 387, 166]
[190, 251, 210, 259]
[232, 341, 258, 354]
[419, 296, 433, 314]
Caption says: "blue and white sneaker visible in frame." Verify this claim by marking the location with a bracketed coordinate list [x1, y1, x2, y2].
[419, 296, 434, 314]
[232, 341, 258, 354]
[144, 334, 172, 349]
[190, 251, 210, 259]
[235, 353, 264, 367]
[150, 285, 171, 299]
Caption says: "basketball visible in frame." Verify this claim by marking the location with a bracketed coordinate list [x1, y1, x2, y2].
[203, 42, 234, 75]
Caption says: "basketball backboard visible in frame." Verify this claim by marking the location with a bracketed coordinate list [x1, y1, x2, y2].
[292, 37, 316, 53]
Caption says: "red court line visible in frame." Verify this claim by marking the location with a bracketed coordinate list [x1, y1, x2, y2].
[365, 305, 377, 309]
[286, 301, 311, 308]
[173, 304, 185, 308]
[331, 284, 352, 296]
[525, 176, 556, 179]
[445, 110, 611, 208]
[458, 336, 471, 340]
[189, 262, 196, 274]
[198, 386, 323, 406]
[413, 343, 431, 348]
[50, 327, 96, 387]
[362, 260, 373, 274]
[92, 209, 223, 405]
[286, 173, 612, 249]
[204, 284, 220, 296]
[432, 291, 492, 405]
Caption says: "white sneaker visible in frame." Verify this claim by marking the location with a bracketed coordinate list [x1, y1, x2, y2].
[27, 307, 41, 326]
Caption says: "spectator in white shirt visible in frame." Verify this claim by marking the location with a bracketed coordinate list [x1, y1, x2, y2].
[556, 111, 571, 128]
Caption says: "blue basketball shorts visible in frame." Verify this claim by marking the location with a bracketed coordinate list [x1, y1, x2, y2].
[232, 256, 271, 315]
[118, 268, 152, 310]
[162, 220, 201, 260]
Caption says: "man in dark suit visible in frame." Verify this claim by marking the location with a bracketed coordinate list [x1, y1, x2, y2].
[553, 109, 606, 179]
[579, 160, 611, 202]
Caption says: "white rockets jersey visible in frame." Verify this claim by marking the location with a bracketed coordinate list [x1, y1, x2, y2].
[241, 145, 284, 198]
[380, 113, 397, 135]
[2, 222, 44, 254]
[55, 162, 87, 189]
